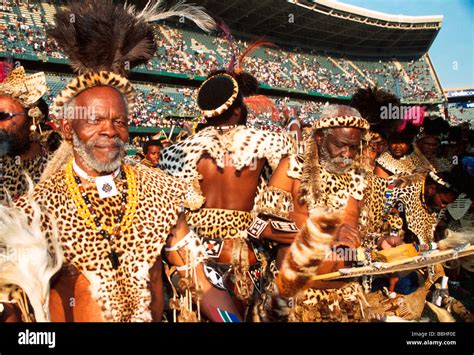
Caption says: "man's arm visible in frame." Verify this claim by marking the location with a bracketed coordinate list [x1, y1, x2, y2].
[259, 157, 302, 244]
[374, 163, 390, 179]
[334, 196, 361, 248]
[165, 213, 241, 321]
[304, 196, 362, 289]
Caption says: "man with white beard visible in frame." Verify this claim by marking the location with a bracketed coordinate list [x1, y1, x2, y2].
[0, 0, 238, 323]
[251, 104, 371, 321]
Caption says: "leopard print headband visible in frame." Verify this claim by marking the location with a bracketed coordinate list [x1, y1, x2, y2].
[50, 71, 136, 121]
[313, 115, 370, 131]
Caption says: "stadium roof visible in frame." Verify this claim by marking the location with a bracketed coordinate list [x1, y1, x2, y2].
[193, 0, 443, 57]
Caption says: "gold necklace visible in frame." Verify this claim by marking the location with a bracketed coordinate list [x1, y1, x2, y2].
[65, 160, 138, 269]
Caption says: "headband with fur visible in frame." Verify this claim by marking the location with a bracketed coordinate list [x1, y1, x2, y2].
[0, 66, 47, 120]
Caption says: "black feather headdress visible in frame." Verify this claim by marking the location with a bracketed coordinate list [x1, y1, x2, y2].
[48, 0, 216, 119]
[48, 1, 156, 76]
[350, 86, 401, 140]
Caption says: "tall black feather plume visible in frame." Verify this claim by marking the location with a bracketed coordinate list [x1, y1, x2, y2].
[350, 86, 401, 138]
[48, 0, 156, 76]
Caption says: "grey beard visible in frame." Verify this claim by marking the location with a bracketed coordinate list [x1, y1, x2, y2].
[72, 131, 125, 173]
[319, 145, 353, 175]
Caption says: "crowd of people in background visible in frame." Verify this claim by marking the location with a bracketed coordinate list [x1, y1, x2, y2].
[0, 0, 442, 102]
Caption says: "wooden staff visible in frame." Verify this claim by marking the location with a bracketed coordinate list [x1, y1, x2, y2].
[310, 245, 474, 281]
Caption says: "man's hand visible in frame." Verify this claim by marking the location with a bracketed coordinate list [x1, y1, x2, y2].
[333, 223, 361, 249]
[377, 235, 403, 250]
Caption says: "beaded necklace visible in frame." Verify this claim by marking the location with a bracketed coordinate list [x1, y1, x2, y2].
[421, 180, 427, 210]
[65, 160, 138, 269]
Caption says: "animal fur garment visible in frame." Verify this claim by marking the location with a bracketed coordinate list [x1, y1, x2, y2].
[276, 209, 341, 298]
[39, 141, 73, 183]
[0, 176, 62, 321]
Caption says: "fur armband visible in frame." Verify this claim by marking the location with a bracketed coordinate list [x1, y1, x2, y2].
[254, 186, 294, 220]
[165, 230, 208, 271]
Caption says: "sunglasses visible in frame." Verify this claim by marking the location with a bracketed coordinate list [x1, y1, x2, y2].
[0, 111, 25, 121]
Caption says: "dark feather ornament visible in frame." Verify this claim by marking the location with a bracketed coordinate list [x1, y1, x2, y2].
[48, 0, 216, 76]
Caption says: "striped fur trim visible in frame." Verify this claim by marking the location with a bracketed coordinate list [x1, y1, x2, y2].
[313, 115, 370, 130]
[50, 71, 135, 120]
[198, 74, 239, 118]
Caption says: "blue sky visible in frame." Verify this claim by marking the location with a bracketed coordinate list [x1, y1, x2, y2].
[339, 0, 474, 89]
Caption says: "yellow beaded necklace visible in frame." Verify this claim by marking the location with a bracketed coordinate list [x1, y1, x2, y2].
[65, 160, 138, 269]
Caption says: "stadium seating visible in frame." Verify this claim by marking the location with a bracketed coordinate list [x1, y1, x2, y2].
[0, 0, 444, 104]
[1, 0, 452, 134]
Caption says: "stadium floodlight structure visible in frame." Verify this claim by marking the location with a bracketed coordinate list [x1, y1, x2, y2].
[194, 0, 443, 57]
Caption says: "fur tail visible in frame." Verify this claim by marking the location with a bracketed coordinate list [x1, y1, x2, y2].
[276, 209, 341, 298]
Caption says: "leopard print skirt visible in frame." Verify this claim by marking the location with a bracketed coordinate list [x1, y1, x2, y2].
[186, 208, 253, 239]
[186, 208, 266, 312]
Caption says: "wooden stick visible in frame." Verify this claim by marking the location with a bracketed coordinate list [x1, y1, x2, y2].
[310, 246, 474, 281]
[168, 125, 175, 140]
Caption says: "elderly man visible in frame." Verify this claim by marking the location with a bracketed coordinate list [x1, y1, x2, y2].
[251, 104, 370, 321]
[0, 0, 238, 323]
[161, 70, 294, 318]
[0, 65, 49, 203]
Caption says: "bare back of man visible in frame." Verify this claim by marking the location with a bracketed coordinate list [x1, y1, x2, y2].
[196, 152, 266, 266]
[197, 153, 266, 211]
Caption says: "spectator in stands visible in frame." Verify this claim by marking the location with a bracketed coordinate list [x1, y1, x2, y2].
[141, 139, 162, 168]
[0, 1, 442, 102]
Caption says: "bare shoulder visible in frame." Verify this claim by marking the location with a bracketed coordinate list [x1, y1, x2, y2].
[269, 156, 293, 192]
[374, 163, 390, 178]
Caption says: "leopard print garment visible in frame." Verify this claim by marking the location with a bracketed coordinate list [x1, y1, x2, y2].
[160, 126, 295, 207]
[186, 208, 253, 239]
[362, 172, 388, 248]
[253, 185, 294, 219]
[386, 180, 438, 244]
[0, 147, 50, 204]
[14, 164, 188, 322]
[376, 147, 429, 176]
[287, 154, 366, 211]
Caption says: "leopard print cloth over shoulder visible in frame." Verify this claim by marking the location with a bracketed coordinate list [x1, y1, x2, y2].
[14, 164, 188, 321]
